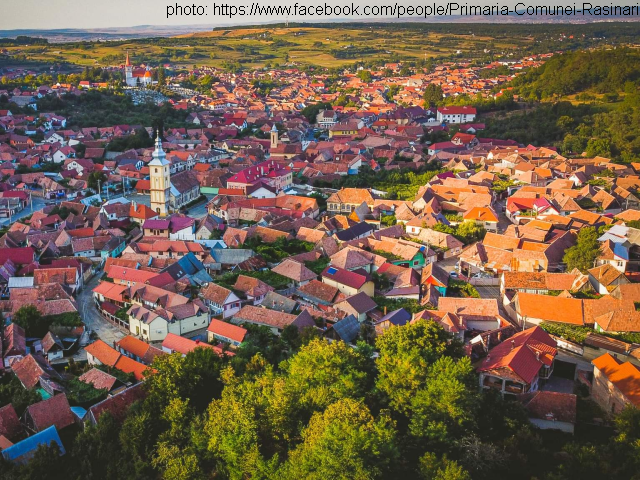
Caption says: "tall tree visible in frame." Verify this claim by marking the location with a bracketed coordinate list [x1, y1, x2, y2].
[276, 398, 398, 480]
[12, 305, 43, 337]
[376, 319, 463, 414]
[563, 226, 600, 272]
[423, 84, 444, 108]
[157, 66, 166, 87]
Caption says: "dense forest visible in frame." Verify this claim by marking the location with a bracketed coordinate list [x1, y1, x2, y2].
[2, 320, 639, 480]
[484, 48, 640, 163]
[30, 90, 188, 129]
[510, 49, 640, 100]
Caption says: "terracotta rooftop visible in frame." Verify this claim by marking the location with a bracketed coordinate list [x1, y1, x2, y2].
[85, 340, 121, 367]
[78, 368, 119, 392]
[207, 318, 248, 344]
[233, 305, 297, 330]
[593, 353, 640, 406]
[25, 393, 74, 433]
[478, 326, 557, 385]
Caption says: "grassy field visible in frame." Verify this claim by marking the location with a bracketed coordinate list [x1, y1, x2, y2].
[2, 25, 532, 70]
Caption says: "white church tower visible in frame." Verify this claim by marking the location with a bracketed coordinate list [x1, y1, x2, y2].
[270, 123, 279, 149]
[124, 51, 134, 86]
[149, 134, 171, 216]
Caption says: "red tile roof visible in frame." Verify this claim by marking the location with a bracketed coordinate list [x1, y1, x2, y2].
[78, 368, 119, 392]
[161, 333, 228, 356]
[106, 266, 158, 284]
[0, 247, 34, 265]
[0, 405, 23, 443]
[477, 326, 557, 385]
[321, 265, 369, 289]
[25, 394, 74, 432]
[89, 383, 146, 425]
[521, 391, 577, 424]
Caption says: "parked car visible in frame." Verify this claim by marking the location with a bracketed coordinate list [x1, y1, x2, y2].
[449, 271, 458, 278]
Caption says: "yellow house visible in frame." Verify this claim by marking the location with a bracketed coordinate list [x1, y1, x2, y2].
[329, 121, 360, 138]
[321, 265, 374, 297]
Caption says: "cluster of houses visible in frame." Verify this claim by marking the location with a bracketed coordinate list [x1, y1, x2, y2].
[2, 52, 640, 463]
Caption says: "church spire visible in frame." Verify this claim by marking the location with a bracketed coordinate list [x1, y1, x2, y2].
[125, 51, 131, 67]
[150, 132, 169, 166]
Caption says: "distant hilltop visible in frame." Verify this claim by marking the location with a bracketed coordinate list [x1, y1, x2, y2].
[1, 14, 640, 42]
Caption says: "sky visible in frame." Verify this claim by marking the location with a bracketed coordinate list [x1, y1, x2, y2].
[2, 0, 638, 31]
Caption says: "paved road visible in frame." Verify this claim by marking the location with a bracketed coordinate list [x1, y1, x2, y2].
[0, 197, 47, 226]
[76, 275, 126, 345]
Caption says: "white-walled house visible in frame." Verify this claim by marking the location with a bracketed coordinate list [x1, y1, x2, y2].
[436, 106, 477, 124]
[127, 303, 208, 342]
[200, 283, 242, 319]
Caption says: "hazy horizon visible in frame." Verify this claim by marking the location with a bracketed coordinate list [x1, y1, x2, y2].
[3, 0, 640, 31]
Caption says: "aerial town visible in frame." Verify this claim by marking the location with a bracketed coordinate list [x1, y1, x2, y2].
[1, 24, 640, 479]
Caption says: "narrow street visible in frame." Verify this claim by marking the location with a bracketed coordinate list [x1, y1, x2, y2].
[76, 275, 126, 346]
[0, 197, 48, 226]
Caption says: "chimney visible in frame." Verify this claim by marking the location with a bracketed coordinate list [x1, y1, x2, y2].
[536, 351, 540, 361]
[383, 306, 387, 315]
[511, 339, 515, 350]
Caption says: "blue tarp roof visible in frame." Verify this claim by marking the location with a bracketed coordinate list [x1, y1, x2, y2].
[70, 406, 87, 420]
[2, 426, 65, 464]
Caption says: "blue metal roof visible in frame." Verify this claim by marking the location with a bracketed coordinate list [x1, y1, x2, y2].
[2, 426, 65, 464]
[327, 267, 338, 275]
[376, 308, 411, 327]
[613, 242, 630, 261]
[332, 315, 360, 343]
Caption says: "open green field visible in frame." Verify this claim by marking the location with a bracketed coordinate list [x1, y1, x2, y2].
[2, 22, 638, 71]
[0, 25, 536, 70]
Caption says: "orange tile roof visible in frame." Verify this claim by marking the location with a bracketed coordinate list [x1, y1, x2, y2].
[107, 266, 158, 284]
[516, 292, 584, 325]
[463, 206, 498, 223]
[593, 353, 640, 406]
[92, 281, 127, 302]
[207, 318, 248, 344]
[114, 355, 148, 381]
[116, 336, 151, 360]
[85, 340, 121, 367]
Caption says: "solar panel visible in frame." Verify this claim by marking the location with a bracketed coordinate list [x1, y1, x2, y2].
[327, 267, 337, 275]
